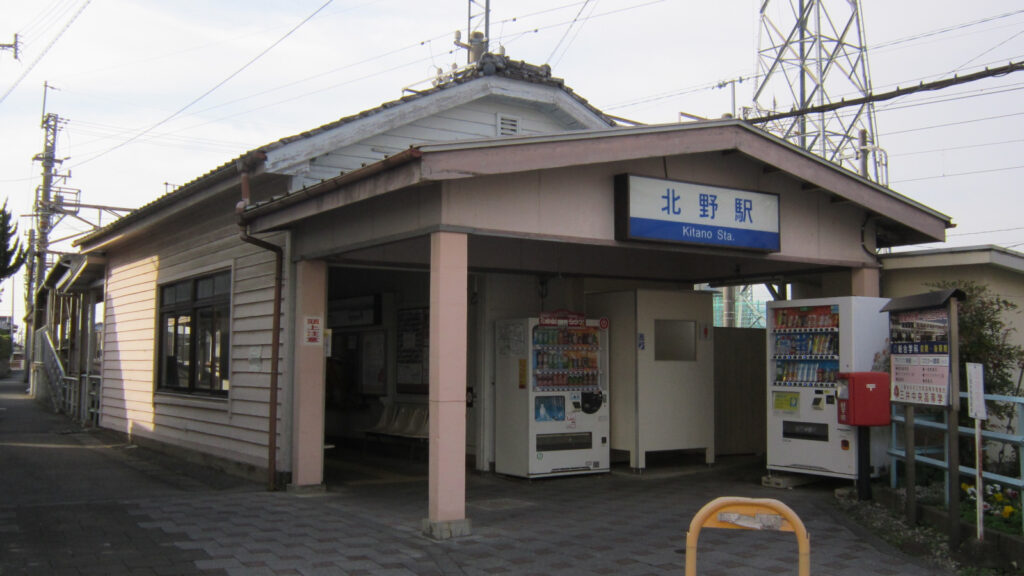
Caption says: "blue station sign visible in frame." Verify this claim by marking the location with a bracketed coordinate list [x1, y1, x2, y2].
[615, 174, 780, 252]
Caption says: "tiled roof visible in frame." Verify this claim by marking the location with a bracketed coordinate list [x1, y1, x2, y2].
[76, 54, 615, 248]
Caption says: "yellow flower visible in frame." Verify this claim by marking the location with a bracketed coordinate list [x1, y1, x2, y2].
[994, 493, 1004, 503]
[1003, 506, 1016, 519]
[961, 482, 971, 492]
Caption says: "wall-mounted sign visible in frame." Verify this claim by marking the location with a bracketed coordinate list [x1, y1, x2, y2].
[615, 174, 780, 251]
[304, 316, 323, 345]
[966, 362, 986, 421]
[396, 308, 429, 395]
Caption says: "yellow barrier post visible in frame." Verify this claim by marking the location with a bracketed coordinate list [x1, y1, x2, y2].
[685, 496, 810, 576]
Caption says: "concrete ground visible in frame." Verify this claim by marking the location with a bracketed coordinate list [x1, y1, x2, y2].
[0, 373, 955, 576]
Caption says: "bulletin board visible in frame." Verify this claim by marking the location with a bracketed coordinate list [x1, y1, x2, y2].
[396, 308, 429, 394]
[360, 330, 387, 396]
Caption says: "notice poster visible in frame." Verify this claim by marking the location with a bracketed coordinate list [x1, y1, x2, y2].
[304, 316, 323, 345]
[396, 308, 428, 394]
[889, 308, 951, 406]
[360, 330, 387, 396]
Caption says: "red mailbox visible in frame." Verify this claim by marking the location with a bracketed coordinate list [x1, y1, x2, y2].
[837, 372, 891, 426]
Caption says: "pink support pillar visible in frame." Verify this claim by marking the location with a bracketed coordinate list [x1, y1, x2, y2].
[851, 267, 880, 297]
[290, 259, 327, 491]
[423, 231, 471, 539]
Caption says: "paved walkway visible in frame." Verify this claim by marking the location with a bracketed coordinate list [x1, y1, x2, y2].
[0, 374, 953, 575]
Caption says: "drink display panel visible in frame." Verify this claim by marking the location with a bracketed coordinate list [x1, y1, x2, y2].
[771, 305, 840, 387]
[533, 325, 603, 391]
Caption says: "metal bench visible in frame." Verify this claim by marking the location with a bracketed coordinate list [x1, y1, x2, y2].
[364, 401, 429, 441]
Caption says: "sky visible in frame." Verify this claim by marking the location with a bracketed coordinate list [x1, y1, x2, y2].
[0, 0, 1022, 325]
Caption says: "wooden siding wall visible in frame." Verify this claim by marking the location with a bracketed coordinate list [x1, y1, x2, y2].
[713, 327, 767, 456]
[295, 98, 573, 189]
[100, 202, 287, 468]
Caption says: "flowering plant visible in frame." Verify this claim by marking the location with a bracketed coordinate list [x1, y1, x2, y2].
[961, 481, 1022, 534]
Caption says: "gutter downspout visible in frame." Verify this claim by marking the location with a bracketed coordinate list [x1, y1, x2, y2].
[234, 152, 282, 491]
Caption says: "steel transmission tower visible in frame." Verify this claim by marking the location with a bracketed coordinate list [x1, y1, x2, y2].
[746, 0, 887, 184]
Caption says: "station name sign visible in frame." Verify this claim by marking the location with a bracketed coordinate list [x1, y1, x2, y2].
[614, 174, 780, 252]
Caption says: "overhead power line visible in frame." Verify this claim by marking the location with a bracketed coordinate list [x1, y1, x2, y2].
[545, 0, 593, 66]
[746, 61, 1024, 124]
[887, 137, 1024, 159]
[71, 0, 334, 169]
[0, 0, 91, 105]
[948, 226, 1024, 238]
[885, 111, 1024, 137]
[605, 9, 1023, 116]
[891, 164, 1024, 184]
[872, 8, 1024, 50]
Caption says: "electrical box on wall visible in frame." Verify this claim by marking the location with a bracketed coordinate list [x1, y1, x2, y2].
[837, 372, 891, 427]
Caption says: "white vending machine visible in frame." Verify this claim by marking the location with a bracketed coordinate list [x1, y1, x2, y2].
[766, 296, 890, 479]
[495, 313, 610, 478]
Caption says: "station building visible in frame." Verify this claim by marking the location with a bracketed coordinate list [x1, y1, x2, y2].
[59, 53, 951, 538]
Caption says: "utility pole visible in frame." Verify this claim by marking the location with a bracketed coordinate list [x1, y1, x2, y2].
[25, 83, 64, 380]
[0, 34, 19, 60]
[24, 83, 133, 382]
[461, 0, 490, 63]
[748, 0, 887, 185]
[716, 77, 745, 117]
[32, 83, 64, 295]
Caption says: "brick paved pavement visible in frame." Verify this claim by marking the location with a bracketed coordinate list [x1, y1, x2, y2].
[0, 374, 954, 575]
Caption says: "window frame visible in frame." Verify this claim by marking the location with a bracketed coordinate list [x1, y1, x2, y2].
[157, 270, 232, 396]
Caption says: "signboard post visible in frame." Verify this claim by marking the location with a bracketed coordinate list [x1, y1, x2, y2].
[948, 297, 961, 549]
[882, 289, 965, 549]
[966, 362, 986, 541]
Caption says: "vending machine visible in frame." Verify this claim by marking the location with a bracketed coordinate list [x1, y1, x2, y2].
[766, 297, 890, 480]
[495, 312, 610, 478]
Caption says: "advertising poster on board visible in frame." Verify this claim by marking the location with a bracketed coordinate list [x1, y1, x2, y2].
[889, 308, 951, 406]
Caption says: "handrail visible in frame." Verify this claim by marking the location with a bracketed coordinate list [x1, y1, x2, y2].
[890, 392, 1024, 535]
[39, 328, 68, 413]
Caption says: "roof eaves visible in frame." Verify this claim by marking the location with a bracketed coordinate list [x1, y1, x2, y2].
[74, 160, 244, 249]
[240, 147, 423, 224]
[881, 244, 1024, 274]
[415, 119, 952, 226]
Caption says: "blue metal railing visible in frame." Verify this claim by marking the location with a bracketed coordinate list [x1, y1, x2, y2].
[889, 392, 1024, 534]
